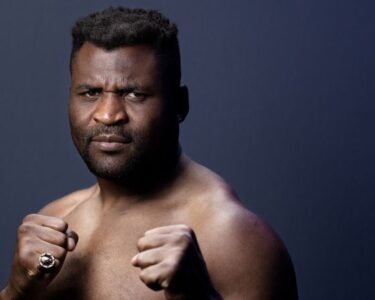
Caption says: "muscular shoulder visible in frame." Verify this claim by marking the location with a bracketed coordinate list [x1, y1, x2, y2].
[204, 204, 297, 299]
[38, 185, 98, 218]
[186, 161, 298, 299]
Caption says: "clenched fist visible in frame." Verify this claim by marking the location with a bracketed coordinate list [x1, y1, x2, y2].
[0, 214, 78, 299]
[131, 224, 222, 300]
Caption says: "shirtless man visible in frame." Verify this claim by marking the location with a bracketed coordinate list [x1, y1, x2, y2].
[0, 7, 298, 300]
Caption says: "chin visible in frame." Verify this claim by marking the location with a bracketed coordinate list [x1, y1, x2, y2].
[83, 152, 146, 181]
[89, 161, 133, 179]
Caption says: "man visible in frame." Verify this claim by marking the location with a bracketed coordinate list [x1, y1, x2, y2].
[0, 7, 297, 300]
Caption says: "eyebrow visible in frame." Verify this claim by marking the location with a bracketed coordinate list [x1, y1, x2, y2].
[75, 82, 144, 91]
[75, 84, 98, 90]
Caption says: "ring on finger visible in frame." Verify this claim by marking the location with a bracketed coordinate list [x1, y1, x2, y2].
[39, 252, 56, 270]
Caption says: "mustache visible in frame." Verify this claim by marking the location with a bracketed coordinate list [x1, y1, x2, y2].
[85, 124, 133, 142]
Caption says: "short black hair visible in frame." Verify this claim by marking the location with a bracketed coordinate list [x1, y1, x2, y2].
[70, 7, 181, 86]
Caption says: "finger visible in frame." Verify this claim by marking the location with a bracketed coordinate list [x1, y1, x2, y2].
[137, 234, 168, 252]
[18, 223, 68, 251]
[145, 226, 199, 253]
[132, 248, 165, 268]
[66, 229, 79, 251]
[35, 226, 68, 248]
[36, 256, 63, 274]
[23, 214, 68, 233]
[36, 240, 68, 262]
[19, 241, 67, 278]
[144, 224, 192, 236]
[26, 257, 63, 281]
[138, 262, 172, 291]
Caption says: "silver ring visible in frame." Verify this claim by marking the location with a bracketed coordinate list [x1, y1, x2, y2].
[39, 252, 56, 270]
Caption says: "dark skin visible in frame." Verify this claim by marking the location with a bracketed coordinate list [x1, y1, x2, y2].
[1, 43, 298, 299]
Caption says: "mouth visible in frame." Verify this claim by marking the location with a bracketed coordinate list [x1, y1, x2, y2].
[91, 134, 131, 152]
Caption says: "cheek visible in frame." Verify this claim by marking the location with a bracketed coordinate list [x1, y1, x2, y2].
[69, 109, 91, 146]
[69, 101, 94, 130]
[135, 110, 177, 146]
[129, 101, 162, 127]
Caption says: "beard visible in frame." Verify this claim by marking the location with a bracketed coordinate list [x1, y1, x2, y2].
[71, 123, 156, 182]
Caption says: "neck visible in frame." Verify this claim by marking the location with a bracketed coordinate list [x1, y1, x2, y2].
[95, 145, 183, 209]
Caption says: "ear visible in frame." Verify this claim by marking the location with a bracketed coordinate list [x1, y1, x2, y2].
[176, 86, 189, 123]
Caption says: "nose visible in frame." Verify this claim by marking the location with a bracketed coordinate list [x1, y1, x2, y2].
[93, 93, 128, 125]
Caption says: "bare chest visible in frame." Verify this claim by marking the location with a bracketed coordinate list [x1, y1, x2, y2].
[43, 211, 184, 299]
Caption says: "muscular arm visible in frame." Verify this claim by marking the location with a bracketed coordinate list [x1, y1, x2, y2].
[204, 207, 298, 300]
[131, 202, 298, 300]
[180, 159, 297, 298]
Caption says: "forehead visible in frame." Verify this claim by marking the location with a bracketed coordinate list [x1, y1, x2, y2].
[71, 43, 161, 85]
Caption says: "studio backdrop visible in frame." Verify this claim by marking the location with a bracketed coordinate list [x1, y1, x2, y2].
[0, 1, 374, 299]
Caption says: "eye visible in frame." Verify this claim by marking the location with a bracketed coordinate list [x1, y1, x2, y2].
[125, 91, 146, 102]
[79, 89, 101, 99]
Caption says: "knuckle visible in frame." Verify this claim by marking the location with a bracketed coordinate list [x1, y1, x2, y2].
[178, 225, 196, 241]
[56, 232, 68, 246]
[137, 238, 146, 251]
[22, 214, 37, 223]
[140, 270, 162, 291]
[18, 247, 35, 264]
[135, 252, 143, 263]
[175, 232, 192, 246]
[54, 246, 67, 259]
[53, 218, 68, 231]
[185, 226, 195, 238]
[160, 259, 175, 272]
[168, 255, 180, 269]
[172, 249, 187, 269]
[175, 224, 193, 236]
[18, 223, 35, 237]
[19, 236, 34, 249]
[139, 269, 149, 283]
[179, 224, 191, 232]
[42, 230, 67, 246]
[140, 269, 153, 282]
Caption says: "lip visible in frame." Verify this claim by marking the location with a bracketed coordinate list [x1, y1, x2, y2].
[91, 135, 130, 152]
[92, 135, 129, 143]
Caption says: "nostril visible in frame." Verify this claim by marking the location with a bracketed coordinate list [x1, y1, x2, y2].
[93, 106, 128, 125]
[92, 96, 129, 125]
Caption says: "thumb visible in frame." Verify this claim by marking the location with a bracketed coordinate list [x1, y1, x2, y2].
[66, 229, 79, 251]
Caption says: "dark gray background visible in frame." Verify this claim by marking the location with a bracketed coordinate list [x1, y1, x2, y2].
[0, 0, 374, 299]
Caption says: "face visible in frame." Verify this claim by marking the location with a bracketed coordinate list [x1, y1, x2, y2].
[69, 43, 179, 181]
